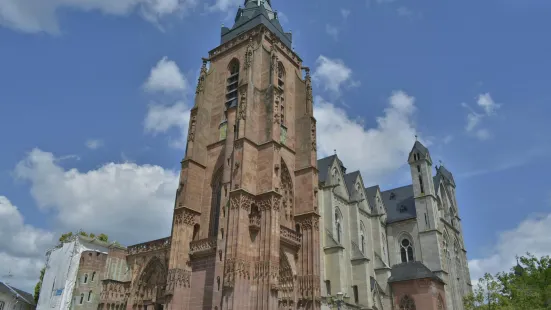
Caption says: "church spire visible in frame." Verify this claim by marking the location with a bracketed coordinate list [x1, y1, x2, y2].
[221, 0, 292, 48]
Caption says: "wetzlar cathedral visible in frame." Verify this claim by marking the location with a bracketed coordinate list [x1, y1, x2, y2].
[58, 1, 473, 309]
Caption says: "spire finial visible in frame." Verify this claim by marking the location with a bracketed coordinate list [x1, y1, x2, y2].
[439, 160, 444, 167]
[415, 134, 418, 141]
[334, 149, 337, 155]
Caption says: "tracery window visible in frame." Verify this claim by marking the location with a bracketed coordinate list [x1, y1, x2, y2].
[335, 210, 342, 243]
[280, 159, 294, 227]
[443, 233, 450, 270]
[399, 295, 416, 310]
[400, 237, 415, 263]
[226, 59, 240, 107]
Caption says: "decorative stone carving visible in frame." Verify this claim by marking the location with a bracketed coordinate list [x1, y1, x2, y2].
[311, 121, 317, 151]
[244, 37, 254, 70]
[273, 93, 281, 124]
[229, 192, 254, 211]
[195, 58, 208, 94]
[238, 90, 247, 120]
[189, 237, 217, 256]
[304, 67, 313, 114]
[174, 208, 197, 226]
[280, 160, 293, 225]
[127, 237, 171, 255]
[166, 268, 191, 295]
[280, 225, 301, 247]
[188, 115, 197, 142]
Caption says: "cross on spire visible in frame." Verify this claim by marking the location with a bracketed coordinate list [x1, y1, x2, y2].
[415, 134, 418, 141]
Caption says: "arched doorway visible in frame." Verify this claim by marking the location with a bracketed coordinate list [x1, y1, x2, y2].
[278, 251, 295, 309]
[133, 257, 167, 309]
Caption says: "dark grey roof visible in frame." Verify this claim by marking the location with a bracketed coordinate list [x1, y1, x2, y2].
[436, 165, 455, 187]
[411, 141, 429, 156]
[221, 0, 292, 49]
[0, 281, 35, 305]
[344, 171, 360, 197]
[381, 185, 416, 223]
[317, 155, 337, 184]
[388, 261, 444, 284]
[365, 185, 379, 212]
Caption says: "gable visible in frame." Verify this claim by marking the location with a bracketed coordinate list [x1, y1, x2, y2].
[381, 185, 416, 223]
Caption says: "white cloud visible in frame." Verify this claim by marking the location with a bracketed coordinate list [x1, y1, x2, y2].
[208, 0, 240, 13]
[144, 57, 189, 93]
[143, 57, 191, 149]
[0, 0, 198, 34]
[461, 93, 501, 140]
[325, 24, 339, 41]
[0, 196, 55, 292]
[312, 55, 359, 96]
[85, 139, 104, 150]
[314, 90, 421, 185]
[14, 148, 179, 244]
[341, 9, 351, 19]
[477, 93, 500, 115]
[144, 101, 191, 149]
[468, 213, 551, 283]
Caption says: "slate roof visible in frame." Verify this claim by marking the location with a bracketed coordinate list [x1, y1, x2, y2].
[411, 140, 429, 157]
[221, 0, 292, 49]
[380, 185, 417, 223]
[0, 281, 35, 305]
[343, 171, 360, 197]
[365, 185, 379, 212]
[387, 261, 444, 284]
[436, 165, 455, 186]
[317, 155, 345, 184]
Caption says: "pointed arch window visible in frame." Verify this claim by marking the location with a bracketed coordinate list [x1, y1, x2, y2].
[360, 221, 366, 253]
[443, 233, 450, 270]
[91, 271, 96, 282]
[400, 237, 415, 263]
[280, 159, 294, 227]
[80, 293, 84, 304]
[210, 170, 223, 237]
[226, 59, 240, 106]
[399, 295, 416, 310]
[335, 210, 342, 243]
[88, 291, 92, 302]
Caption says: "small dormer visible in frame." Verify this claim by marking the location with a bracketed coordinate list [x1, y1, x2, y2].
[408, 140, 432, 165]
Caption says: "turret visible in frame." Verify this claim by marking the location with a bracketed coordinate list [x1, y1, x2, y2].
[408, 140, 435, 198]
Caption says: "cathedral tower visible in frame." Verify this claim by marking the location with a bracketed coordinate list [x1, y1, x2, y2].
[166, 1, 321, 309]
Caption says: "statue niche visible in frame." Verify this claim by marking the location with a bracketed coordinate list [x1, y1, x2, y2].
[280, 159, 294, 228]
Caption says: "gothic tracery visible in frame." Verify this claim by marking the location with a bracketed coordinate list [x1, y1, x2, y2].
[280, 159, 294, 227]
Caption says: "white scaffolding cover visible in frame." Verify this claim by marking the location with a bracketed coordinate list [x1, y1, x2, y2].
[36, 237, 108, 310]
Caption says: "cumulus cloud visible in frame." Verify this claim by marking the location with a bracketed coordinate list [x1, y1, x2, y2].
[0, 0, 198, 34]
[144, 57, 189, 94]
[0, 196, 54, 291]
[208, 0, 240, 13]
[14, 148, 179, 244]
[85, 139, 104, 150]
[461, 93, 501, 140]
[341, 9, 351, 19]
[314, 91, 421, 185]
[143, 57, 192, 149]
[468, 213, 551, 283]
[312, 55, 359, 96]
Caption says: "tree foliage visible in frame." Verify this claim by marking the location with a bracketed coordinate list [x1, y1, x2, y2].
[35, 231, 110, 303]
[464, 253, 551, 310]
[34, 267, 46, 303]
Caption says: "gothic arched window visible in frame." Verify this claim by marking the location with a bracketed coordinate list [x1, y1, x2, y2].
[209, 170, 223, 237]
[399, 295, 416, 310]
[226, 59, 240, 107]
[360, 221, 366, 253]
[87, 291, 92, 302]
[443, 232, 450, 270]
[80, 293, 84, 304]
[280, 159, 294, 227]
[400, 237, 415, 263]
[335, 209, 342, 243]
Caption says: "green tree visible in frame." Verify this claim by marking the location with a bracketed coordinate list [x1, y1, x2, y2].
[58, 232, 73, 242]
[98, 233, 108, 242]
[464, 253, 551, 310]
[34, 267, 46, 303]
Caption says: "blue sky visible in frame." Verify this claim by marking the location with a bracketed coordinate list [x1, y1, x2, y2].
[1, 0, 551, 292]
